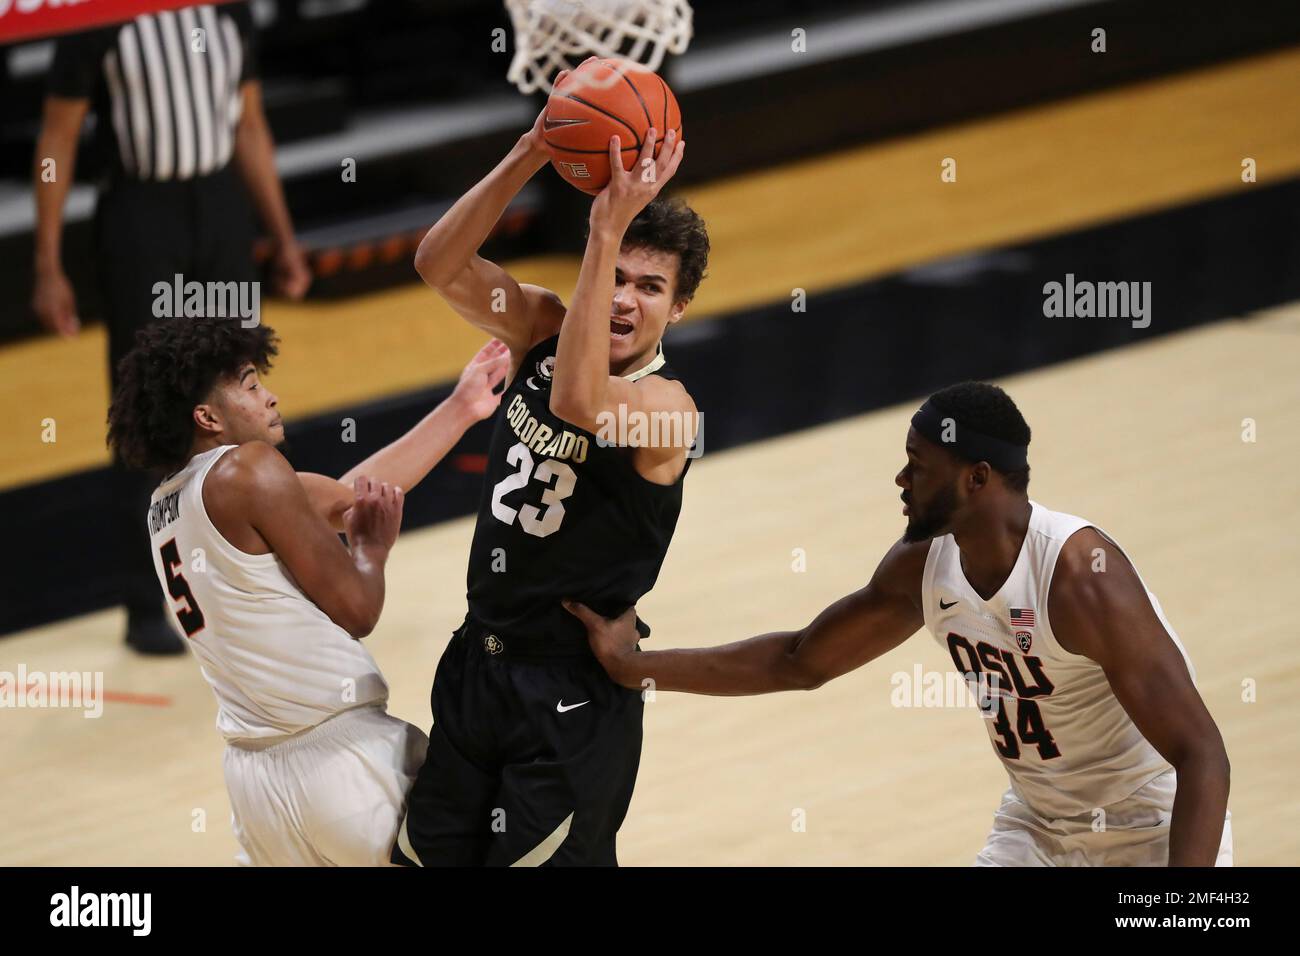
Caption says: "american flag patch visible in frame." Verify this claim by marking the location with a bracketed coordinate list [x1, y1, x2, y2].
[1010, 608, 1036, 628]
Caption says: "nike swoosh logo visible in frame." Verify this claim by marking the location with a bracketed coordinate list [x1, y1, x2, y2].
[939, 599, 959, 610]
[556, 699, 590, 713]
[544, 117, 588, 131]
[525, 377, 539, 390]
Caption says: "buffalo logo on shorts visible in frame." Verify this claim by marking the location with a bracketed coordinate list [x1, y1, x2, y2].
[1015, 631, 1033, 652]
[484, 634, 505, 655]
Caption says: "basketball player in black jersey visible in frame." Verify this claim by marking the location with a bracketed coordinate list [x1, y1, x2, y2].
[394, 96, 703, 865]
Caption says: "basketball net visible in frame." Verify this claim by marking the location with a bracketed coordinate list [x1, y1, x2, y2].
[505, 0, 693, 93]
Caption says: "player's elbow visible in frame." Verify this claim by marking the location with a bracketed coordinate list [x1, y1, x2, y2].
[413, 238, 456, 290]
[413, 246, 446, 289]
[782, 653, 828, 691]
[329, 607, 369, 639]
[795, 667, 830, 691]
[1171, 735, 1231, 788]
[354, 594, 386, 639]
[333, 593, 381, 640]
[548, 390, 595, 431]
[343, 609, 379, 640]
[548, 390, 576, 423]
[1188, 742, 1231, 780]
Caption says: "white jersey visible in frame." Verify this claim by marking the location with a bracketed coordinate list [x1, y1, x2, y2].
[147, 445, 388, 742]
[921, 501, 1193, 819]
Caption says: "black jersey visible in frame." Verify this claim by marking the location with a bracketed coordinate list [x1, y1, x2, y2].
[465, 335, 690, 646]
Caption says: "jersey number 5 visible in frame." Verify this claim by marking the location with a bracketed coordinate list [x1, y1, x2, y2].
[490, 441, 577, 538]
[159, 538, 205, 637]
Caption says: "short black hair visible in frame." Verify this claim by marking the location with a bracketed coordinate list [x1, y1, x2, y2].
[606, 196, 710, 303]
[107, 317, 278, 473]
[927, 381, 1032, 492]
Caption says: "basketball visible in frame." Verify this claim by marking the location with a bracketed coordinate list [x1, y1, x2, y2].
[543, 57, 682, 195]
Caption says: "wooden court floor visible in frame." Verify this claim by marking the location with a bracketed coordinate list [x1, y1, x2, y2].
[2, 306, 1296, 866]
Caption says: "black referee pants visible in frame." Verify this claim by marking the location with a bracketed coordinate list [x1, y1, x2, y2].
[96, 165, 256, 615]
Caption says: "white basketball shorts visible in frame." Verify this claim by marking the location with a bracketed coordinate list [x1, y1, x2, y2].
[975, 770, 1233, 867]
[222, 704, 428, 866]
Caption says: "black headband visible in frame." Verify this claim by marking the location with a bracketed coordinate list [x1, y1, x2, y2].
[910, 399, 1028, 471]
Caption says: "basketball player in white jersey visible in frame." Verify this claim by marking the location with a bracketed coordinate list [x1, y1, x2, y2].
[106, 316, 510, 865]
[567, 382, 1233, 866]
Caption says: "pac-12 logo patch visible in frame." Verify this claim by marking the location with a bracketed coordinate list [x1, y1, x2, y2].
[1015, 631, 1033, 652]
[525, 355, 556, 391]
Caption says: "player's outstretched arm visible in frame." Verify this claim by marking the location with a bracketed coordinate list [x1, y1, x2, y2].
[298, 339, 512, 531]
[551, 128, 686, 443]
[1048, 528, 1230, 867]
[207, 443, 401, 638]
[414, 91, 569, 358]
[565, 538, 928, 696]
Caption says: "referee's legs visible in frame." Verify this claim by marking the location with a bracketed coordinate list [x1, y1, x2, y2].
[97, 179, 192, 654]
[194, 166, 257, 289]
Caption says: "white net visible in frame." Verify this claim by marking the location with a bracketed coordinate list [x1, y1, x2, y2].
[505, 0, 694, 94]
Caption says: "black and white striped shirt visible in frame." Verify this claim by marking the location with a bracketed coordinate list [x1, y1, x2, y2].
[48, 2, 257, 182]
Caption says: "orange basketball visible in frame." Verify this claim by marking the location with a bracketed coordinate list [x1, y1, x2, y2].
[543, 57, 682, 195]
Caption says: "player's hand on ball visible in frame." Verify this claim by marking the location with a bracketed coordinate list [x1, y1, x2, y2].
[452, 338, 511, 421]
[591, 127, 684, 232]
[343, 476, 404, 552]
[563, 600, 640, 682]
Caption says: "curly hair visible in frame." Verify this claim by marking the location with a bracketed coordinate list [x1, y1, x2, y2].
[107, 317, 279, 473]
[927, 381, 1032, 492]
[600, 196, 711, 302]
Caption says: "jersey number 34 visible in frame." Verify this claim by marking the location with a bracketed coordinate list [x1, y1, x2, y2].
[489, 441, 576, 538]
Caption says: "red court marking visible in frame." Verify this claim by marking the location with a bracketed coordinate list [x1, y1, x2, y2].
[454, 453, 488, 473]
[0, 678, 171, 708]
[103, 691, 173, 707]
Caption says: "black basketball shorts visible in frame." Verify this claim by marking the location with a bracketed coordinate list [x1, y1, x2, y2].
[393, 616, 645, 866]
